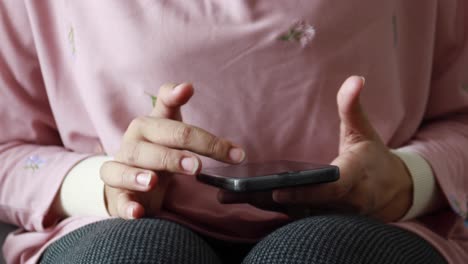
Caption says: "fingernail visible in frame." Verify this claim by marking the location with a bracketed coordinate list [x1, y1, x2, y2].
[172, 84, 185, 95]
[136, 173, 151, 187]
[127, 205, 135, 219]
[181, 157, 199, 174]
[229, 148, 245, 163]
[360, 76, 366, 85]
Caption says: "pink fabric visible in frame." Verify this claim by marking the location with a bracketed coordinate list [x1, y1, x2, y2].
[1, 0, 467, 263]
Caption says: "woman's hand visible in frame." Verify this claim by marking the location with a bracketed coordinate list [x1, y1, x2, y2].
[100, 83, 245, 219]
[219, 76, 413, 222]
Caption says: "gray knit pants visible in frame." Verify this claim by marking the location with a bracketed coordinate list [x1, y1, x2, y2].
[40, 215, 447, 264]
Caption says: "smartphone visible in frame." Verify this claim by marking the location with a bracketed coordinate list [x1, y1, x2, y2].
[197, 160, 339, 192]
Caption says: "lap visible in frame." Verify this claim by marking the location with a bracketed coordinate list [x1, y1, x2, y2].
[40, 215, 447, 264]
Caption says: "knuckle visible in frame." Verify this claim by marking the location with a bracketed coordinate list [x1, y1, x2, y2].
[208, 137, 226, 156]
[119, 166, 133, 187]
[157, 149, 183, 173]
[158, 149, 171, 171]
[174, 125, 193, 147]
[158, 149, 180, 172]
[116, 141, 141, 164]
[131, 142, 141, 163]
[126, 117, 150, 138]
[127, 118, 142, 133]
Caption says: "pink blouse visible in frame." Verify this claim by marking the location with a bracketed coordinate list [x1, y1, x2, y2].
[1, 1, 467, 263]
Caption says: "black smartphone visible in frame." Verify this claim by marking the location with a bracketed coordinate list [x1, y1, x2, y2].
[197, 160, 339, 192]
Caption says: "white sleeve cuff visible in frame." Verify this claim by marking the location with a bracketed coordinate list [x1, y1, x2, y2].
[60, 155, 113, 217]
[391, 150, 437, 221]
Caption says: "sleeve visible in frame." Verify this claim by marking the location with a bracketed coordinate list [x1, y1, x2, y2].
[0, 1, 92, 231]
[60, 156, 112, 217]
[396, 1, 468, 220]
[391, 151, 439, 220]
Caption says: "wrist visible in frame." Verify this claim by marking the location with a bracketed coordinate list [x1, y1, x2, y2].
[390, 152, 413, 221]
[391, 149, 446, 221]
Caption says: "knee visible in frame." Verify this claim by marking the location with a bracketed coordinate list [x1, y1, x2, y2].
[242, 215, 444, 264]
[41, 218, 221, 264]
[243, 215, 362, 264]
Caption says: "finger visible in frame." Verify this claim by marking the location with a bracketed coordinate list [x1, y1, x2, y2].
[273, 152, 359, 206]
[100, 161, 159, 191]
[127, 118, 245, 164]
[114, 141, 202, 175]
[272, 183, 349, 206]
[337, 76, 380, 150]
[151, 83, 194, 120]
[116, 191, 145, 219]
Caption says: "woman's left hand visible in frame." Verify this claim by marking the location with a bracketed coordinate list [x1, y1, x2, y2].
[218, 76, 413, 222]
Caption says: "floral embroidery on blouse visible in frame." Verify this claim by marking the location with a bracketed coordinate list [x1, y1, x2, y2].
[144, 91, 158, 107]
[24, 156, 46, 172]
[68, 26, 76, 57]
[278, 20, 316, 47]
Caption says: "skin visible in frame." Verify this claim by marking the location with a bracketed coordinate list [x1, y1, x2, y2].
[100, 83, 246, 219]
[98, 76, 447, 222]
[220, 76, 413, 222]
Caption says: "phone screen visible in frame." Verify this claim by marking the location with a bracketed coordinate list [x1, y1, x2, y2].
[201, 160, 331, 178]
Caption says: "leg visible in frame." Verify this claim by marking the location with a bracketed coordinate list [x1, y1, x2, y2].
[243, 215, 447, 264]
[40, 218, 222, 264]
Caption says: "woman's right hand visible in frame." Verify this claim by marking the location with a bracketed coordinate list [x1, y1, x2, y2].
[100, 83, 245, 219]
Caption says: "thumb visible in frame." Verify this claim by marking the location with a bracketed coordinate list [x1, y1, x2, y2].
[150, 83, 194, 120]
[337, 76, 380, 151]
